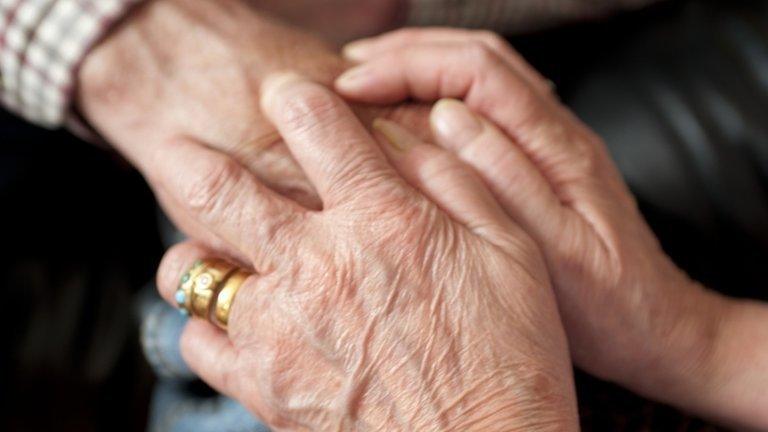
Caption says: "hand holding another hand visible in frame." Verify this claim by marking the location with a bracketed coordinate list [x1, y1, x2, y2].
[336, 28, 768, 430]
[77, 0, 430, 259]
[77, 0, 767, 425]
[153, 73, 578, 431]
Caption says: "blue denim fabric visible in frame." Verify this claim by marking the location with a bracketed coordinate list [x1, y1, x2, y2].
[139, 295, 194, 380]
[140, 290, 268, 432]
[149, 381, 268, 432]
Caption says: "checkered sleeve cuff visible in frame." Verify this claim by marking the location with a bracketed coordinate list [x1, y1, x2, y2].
[406, 0, 659, 33]
[0, 0, 141, 128]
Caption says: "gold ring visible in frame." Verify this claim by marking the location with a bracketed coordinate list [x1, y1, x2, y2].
[175, 259, 253, 331]
[211, 269, 251, 331]
[175, 259, 236, 319]
[175, 260, 206, 316]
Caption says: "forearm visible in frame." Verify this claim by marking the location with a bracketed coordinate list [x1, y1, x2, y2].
[699, 299, 768, 429]
[627, 283, 768, 430]
[78, 0, 346, 152]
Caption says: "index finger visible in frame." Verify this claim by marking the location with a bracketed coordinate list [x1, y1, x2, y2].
[343, 27, 554, 96]
[334, 42, 628, 243]
[260, 72, 403, 209]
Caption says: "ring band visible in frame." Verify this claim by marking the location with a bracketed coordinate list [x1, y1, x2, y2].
[174, 259, 252, 331]
[176, 259, 235, 318]
[212, 269, 251, 331]
[190, 260, 237, 318]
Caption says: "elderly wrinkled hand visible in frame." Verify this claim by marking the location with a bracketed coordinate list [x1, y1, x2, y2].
[153, 73, 578, 431]
[336, 28, 768, 430]
[77, 0, 431, 260]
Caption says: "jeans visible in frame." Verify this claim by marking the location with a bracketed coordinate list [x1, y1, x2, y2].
[139, 290, 269, 432]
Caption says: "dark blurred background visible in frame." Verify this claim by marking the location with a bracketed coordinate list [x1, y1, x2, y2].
[2, 0, 767, 430]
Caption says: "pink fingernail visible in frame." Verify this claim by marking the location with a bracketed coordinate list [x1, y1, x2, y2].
[342, 40, 373, 61]
[335, 66, 370, 91]
[373, 118, 420, 152]
[261, 72, 307, 107]
[431, 99, 483, 145]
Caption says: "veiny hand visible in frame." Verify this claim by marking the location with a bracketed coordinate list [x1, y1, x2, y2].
[153, 73, 578, 431]
[77, 0, 429, 259]
[335, 28, 768, 429]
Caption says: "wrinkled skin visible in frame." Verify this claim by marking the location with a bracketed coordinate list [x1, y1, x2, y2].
[77, 0, 429, 257]
[79, 3, 583, 428]
[335, 28, 768, 430]
[76, 2, 550, 266]
[154, 74, 579, 431]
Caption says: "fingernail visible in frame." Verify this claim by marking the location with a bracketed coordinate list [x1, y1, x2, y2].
[343, 40, 373, 61]
[261, 71, 307, 106]
[373, 118, 419, 152]
[335, 66, 369, 91]
[430, 99, 482, 144]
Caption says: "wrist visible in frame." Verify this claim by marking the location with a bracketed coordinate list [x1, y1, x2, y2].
[655, 283, 729, 392]
[444, 369, 579, 432]
[0, 0, 142, 127]
[76, 0, 150, 133]
[379, 355, 578, 432]
[623, 276, 735, 418]
[693, 299, 768, 429]
[599, 256, 768, 430]
[459, 403, 578, 432]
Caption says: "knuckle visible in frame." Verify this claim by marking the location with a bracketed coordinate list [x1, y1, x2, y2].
[310, 146, 397, 207]
[348, 181, 414, 220]
[502, 88, 550, 132]
[463, 41, 503, 68]
[407, 149, 484, 199]
[419, 150, 464, 180]
[476, 30, 507, 51]
[183, 156, 243, 218]
[249, 211, 302, 265]
[574, 143, 601, 175]
[279, 87, 344, 132]
[491, 229, 542, 267]
[390, 27, 421, 43]
[552, 127, 604, 179]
